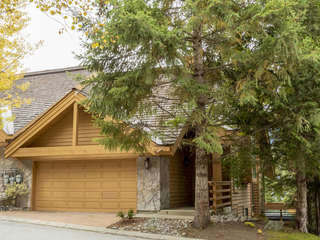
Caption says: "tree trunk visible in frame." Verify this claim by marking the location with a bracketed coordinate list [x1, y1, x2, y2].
[296, 153, 308, 233]
[192, 17, 210, 229]
[256, 129, 273, 215]
[193, 145, 210, 229]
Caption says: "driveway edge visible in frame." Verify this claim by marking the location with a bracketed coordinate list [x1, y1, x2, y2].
[0, 216, 203, 240]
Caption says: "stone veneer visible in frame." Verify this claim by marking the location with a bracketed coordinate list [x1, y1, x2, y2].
[137, 156, 170, 211]
[0, 148, 33, 209]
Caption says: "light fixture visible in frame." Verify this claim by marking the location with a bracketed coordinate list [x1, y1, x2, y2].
[144, 157, 150, 169]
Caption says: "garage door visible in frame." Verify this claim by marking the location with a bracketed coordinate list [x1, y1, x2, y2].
[34, 159, 137, 212]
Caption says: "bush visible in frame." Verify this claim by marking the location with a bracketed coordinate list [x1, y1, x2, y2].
[5, 183, 28, 200]
[117, 211, 125, 219]
[127, 209, 134, 219]
[117, 210, 135, 220]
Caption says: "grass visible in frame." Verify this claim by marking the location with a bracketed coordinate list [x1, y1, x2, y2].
[267, 231, 320, 240]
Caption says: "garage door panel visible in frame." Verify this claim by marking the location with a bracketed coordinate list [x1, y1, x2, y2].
[120, 192, 136, 199]
[69, 172, 86, 178]
[85, 171, 101, 178]
[69, 182, 86, 189]
[102, 191, 120, 199]
[67, 202, 84, 208]
[85, 192, 102, 199]
[102, 202, 120, 209]
[69, 192, 85, 198]
[35, 159, 137, 212]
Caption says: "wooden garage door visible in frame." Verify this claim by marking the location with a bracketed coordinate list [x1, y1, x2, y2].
[34, 159, 137, 212]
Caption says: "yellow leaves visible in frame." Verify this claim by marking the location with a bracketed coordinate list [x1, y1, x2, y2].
[71, 25, 76, 30]
[103, 39, 107, 44]
[91, 42, 99, 49]
[50, 10, 56, 15]
[244, 222, 256, 228]
[257, 229, 263, 234]
[16, 82, 30, 92]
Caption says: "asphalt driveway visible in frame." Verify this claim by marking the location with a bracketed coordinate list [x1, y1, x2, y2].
[0, 220, 143, 240]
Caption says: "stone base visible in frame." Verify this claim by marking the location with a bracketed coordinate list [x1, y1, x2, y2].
[0, 149, 32, 209]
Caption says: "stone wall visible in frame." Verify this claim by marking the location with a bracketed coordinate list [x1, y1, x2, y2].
[0, 148, 33, 209]
[137, 156, 170, 211]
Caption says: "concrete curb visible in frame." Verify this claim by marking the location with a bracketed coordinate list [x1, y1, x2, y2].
[136, 214, 194, 220]
[0, 216, 203, 240]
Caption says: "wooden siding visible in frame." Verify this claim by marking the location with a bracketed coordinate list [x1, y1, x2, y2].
[78, 108, 102, 146]
[252, 182, 260, 216]
[232, 183, 252, 217]
[29, 107, 73, 147]
[34, 159, 137, 212]
[169, 151, 194, 208]
[28, 107, 103, 147]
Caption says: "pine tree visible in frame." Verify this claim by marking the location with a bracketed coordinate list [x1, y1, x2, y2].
[75, 0, 244, 228]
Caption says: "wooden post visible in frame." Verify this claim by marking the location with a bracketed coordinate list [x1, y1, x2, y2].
[212, 182, 216, 214]
[72, 102, 79, 146]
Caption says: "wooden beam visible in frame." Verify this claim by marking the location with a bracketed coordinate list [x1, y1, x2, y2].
[5, 92, 86, 157]
[72, 102, 79, 146]
[12, 145, 139, 158]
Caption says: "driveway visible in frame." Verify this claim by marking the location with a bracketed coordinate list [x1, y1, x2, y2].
[0, 220, 143, 240]
[0, 211, 119, 227]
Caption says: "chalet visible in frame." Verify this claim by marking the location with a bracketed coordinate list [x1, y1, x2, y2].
[0, 67, 261, 217]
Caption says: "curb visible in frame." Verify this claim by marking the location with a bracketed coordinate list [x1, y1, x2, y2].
[0, 216, 203, 240]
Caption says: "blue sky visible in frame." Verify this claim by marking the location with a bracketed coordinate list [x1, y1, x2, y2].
[22, 5, 83, 72]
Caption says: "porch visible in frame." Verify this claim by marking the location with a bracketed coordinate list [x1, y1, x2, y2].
[167, 148, 258, 217]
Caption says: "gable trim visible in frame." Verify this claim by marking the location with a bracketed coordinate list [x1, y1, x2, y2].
[5, 90, 174, 158]
[5, 91, 86, 158]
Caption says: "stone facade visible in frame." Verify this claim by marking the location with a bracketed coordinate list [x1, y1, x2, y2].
[0, 148, 33, 209]
[137, 156, 170, 211]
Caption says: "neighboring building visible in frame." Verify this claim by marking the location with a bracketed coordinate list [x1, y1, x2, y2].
[0, 67, 261, 216]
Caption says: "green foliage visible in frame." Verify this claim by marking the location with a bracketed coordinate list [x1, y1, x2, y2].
[116, 210, 135, 220]
[117, 211, 125, 219]
[127, 209, 134, 220]
[74, 0, 320, 230]
[265, 174, 296, 205]
[5, 183, 29, 200]
[267, 231, 320, 240]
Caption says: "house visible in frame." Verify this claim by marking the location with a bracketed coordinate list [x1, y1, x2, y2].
[0, 67, 261, 217]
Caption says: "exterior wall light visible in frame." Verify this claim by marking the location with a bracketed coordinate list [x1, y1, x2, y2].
[144, 157, 150, 169]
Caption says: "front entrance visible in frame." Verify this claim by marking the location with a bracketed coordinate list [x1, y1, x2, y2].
[33, 159, 137, 212]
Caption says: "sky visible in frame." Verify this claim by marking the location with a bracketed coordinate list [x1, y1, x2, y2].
[22, 5, 83, 72]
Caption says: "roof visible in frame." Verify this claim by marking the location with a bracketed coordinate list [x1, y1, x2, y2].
[5, 66, 184, 146]
[10, 66, 89, 133]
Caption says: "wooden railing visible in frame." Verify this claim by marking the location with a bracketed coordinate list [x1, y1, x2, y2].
[208, 181, 232, 214]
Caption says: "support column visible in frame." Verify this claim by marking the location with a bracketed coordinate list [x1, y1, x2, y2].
[137, 156, 170, 211]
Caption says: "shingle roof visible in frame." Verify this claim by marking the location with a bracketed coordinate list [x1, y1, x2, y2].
[7, 66, 183, 145]
[10, 67, 89, 133]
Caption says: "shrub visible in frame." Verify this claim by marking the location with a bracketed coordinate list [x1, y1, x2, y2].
[117, 211, 125, 219]
[127, 209, 134, 219]
[5, 183, 29, 200]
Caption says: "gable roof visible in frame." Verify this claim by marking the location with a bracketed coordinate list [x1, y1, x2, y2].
[9, 66, 89, 133]
[4, 66, 184, 149]
[5, 90, 172, 157]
